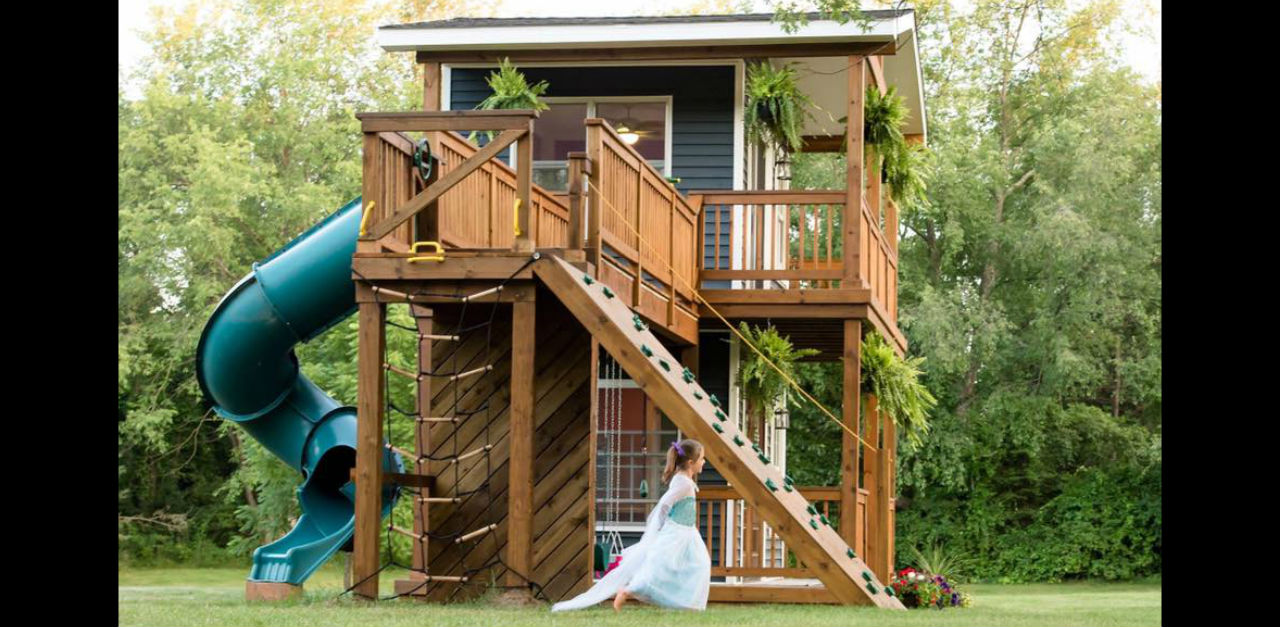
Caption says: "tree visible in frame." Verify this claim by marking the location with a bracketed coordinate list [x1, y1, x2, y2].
[118, 0, 488, 561]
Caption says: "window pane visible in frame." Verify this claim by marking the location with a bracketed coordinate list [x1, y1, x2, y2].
[596, 101, 666, 164]
[532, 102, 587, 191]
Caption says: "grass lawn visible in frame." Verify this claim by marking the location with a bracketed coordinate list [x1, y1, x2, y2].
[118, 563, 1161, 627]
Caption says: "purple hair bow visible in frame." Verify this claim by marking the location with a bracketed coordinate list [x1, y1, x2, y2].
[670, 441, 684, 457]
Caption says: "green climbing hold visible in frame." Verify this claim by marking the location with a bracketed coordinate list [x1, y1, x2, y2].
[714, 410, 726, 421]
[757, 453, 770, 464]
[709, 394, 721, 408]
[732, 435, 744, 446]
[602, 286, 615, 298]
[805, 504, 817, 516]
[640, 345, 654, 357]
[809, 519, 819, 529]
[846, 548, 856, 559]
[682, 368, 695, 383]
[634, 320, 647, 331]
[884, 586, 895, 597]
[582, 274, 594, 285]
[765, 478, 778, 491]
[751, 443, 761, 453]
[784, 474, 795, 485]
[861, 571, 873, 583]
[866, 583, 878, 595]
[712, 422, 724, 433]
[693, 391, 703, 400]
[659, 359, 671, 371]
[783, 483, 794, 492]
[819, 514, 830, 526]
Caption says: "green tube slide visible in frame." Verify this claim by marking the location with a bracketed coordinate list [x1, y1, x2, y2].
[196, 197, 402, 586]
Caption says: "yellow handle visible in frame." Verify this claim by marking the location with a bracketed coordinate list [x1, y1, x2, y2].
[513, 198, 522, 237]
[358, 200, 376, 237]
[408, 240, 445, 263]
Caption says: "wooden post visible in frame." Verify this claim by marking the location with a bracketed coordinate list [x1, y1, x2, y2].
[566, 152, 591, 262]
[587, 338, 600, 572]
[882, 410, 896, 579]
[422, 62, 441, 111]
[863, 394, 882, 583]
[632, 167, 644, 306]
[840, 320, 861, 552]
[843, 56, 865, 288]
[867, 144, 881, 228]
[886, 198, 899, 255]
[585, 122, 604, 274]
[358, 132, 382, 254]
[353, 301, 386, 600]
[514, 119, 534, 253]
[411, 306, 433, 577]
[504, 299, 536, 592]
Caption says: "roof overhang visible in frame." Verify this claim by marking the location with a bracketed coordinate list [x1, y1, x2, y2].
[379, 11, 925, 142]
[379, 12, 912, 54]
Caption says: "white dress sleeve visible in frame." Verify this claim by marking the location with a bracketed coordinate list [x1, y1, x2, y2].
[653, 474, 696, 531]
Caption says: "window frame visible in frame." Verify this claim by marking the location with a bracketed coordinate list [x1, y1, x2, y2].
[536, 95, 674, 179]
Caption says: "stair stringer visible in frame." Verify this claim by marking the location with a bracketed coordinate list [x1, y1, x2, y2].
[533, 256, 904, 609]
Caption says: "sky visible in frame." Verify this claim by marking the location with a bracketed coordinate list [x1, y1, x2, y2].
[120, 0, 1160, 87]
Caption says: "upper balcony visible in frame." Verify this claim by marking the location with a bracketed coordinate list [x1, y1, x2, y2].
[355, 11, 921, 354]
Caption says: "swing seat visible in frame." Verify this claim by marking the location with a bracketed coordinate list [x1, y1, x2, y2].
[594, 542, 607, 572]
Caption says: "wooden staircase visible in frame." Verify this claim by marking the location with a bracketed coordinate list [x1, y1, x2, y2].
[533, 255, 904, 609]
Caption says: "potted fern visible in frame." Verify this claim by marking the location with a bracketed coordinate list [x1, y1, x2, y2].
[860, 331, 936, 449]
[737, 323, 819, 443]
[745, 61, 814, 154]
[470, 58, 550, 142]
[862, 85, 929, 208]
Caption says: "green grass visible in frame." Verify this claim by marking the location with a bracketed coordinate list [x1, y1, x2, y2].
[119, 564, 1161, 627]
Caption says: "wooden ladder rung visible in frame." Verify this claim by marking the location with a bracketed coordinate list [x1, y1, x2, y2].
[449, 444, 493, 464]
[384, 362, 423, 381]
[448, 364, 492, 382]
[419, 333, 461, 341]
[417, 496, 461, 504]
[417, 416, 460, 424]
[461, 285, 502, 302]
[454, 523, 498, 543]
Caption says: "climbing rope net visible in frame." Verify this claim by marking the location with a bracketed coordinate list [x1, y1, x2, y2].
[339, 255, 550, 602]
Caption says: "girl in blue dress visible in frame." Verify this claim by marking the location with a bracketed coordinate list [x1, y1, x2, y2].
[551, 439, 711, 612]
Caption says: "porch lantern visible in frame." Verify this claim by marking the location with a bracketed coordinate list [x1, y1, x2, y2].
[775, 152, 792, 181]
[774, 408, 789, 430]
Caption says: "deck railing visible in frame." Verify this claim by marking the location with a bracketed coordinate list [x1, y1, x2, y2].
[697, 485, 867, 579]
[692, 188, 898, 323]
[356, 110, 565, 253]
[581, 118, 699, 339]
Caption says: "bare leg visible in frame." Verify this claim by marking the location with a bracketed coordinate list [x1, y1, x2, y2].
[613, 588, 628, 612]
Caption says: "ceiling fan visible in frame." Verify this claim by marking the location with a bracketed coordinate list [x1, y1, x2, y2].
[609, 104, 658, 145]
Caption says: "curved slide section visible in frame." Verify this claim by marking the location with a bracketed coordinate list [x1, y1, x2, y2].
[197, 197, 402, 586]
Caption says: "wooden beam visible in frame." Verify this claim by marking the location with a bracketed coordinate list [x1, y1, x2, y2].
[882, 407, 896, 580]
[353, 302, 386, 600]
[365, 128, 527, 241]
[411, 305, 434, 575]
[800, 135, 846, 153]
[505, 299, 536, 590]
[844, 56, 865, 288]
[707, 582, 839, 604]
[415, 41, 896, 64]
[840, 320, 861, 553]
[690, 190, 848, 205]
[356, 110, 540, 133]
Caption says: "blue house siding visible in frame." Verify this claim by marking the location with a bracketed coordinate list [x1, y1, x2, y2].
[450, 65, 734, 275]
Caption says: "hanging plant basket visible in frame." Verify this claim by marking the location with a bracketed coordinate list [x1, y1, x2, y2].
[745, 61, 814, 154]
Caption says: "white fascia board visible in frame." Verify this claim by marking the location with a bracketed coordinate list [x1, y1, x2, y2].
[379, 16, 911, 52]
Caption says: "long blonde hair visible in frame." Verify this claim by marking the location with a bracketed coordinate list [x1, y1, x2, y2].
[662, 438, 704, 484]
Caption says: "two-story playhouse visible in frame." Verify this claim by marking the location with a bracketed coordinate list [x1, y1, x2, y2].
[197, 9, 924, 608]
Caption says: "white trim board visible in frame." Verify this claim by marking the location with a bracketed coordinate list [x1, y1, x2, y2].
[380, 17, 911, 52]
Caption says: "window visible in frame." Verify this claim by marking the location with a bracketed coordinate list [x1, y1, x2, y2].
[532, 97, 672, 192]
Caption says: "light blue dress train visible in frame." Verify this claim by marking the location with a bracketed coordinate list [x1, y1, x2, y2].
[551, 473, 711, 611]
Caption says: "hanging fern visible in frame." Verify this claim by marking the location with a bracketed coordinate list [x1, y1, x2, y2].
[862, 85, 931, 210]
[860, 331, 936, 450]
[745, 61, 814, 153]
[738, 323, 820, 429]
[470, 58, 549, 141]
